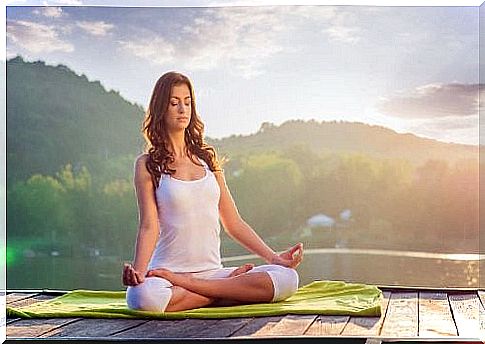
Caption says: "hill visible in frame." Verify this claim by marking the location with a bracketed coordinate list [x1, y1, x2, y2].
[7, 56, 478, 185]
[210, 120, 478, 167]
[7, 56, 145, 184]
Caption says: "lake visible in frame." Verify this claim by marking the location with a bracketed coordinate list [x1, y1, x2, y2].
[7, 248, 480, 290]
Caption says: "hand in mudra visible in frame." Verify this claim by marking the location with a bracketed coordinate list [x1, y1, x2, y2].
[271, 242, 304, 269]
[122, 263, 146, 286]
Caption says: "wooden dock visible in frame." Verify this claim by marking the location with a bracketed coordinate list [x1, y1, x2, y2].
[5, 286, 485, 343]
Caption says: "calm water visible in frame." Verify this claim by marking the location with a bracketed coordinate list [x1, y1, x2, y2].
[7, 248, 480, 290]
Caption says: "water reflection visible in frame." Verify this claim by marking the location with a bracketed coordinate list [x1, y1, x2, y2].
[7, 248, 480, 290]
[224, 249, 479, 289]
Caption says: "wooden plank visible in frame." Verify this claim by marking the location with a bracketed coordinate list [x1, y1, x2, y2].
[418, 292, 457, 337]
[449, 292, 484, 339]
[8, 294, 56, 308]
[186, 318, 253, 338]
[342, 291, 391, 336]
[477, 290, 485, 306]
[6, 318, 21, 325]
[230, 316, 284, 337]
[305, 316, 349, 336]
[7, 294, 59, 325]
[112, 319, 182, 338]
[7, 293, 39, 305]
[113, 319, 218, 338]
[477, 290, 485, 336]
[380, 291, 418, 337]
[7, 318, 81, 338]
[254, 314, 317, 337]
[40, 318, 149, 338]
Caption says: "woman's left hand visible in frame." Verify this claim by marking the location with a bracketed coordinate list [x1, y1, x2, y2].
[270, 242, 304, 269]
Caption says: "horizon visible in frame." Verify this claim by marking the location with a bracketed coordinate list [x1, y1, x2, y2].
[6, 54, 481, 148]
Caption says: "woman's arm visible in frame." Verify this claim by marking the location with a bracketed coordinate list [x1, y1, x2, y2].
[214, 170, 303, 268]
[123, 154, 160, 285]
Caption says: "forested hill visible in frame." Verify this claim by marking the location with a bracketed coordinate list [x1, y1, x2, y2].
[7, 56, 145, 184]
[210, 120, 478, 167]
[7, 56, 477, 185]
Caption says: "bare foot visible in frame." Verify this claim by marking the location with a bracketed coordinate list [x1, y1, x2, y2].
[229, 263, 254, 277]
[147, 268, 191, 286]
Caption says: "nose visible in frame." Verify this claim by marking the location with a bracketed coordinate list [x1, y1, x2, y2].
[178, 103, 187, 113]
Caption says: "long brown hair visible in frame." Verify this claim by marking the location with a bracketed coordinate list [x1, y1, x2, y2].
[142, 71, 224, 189]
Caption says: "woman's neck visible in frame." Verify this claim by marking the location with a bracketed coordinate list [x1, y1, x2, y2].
[167, 130, 188, 159]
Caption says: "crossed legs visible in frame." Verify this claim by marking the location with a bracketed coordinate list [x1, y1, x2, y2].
[154, 264, 274, 312]
[127, 264, 298, 312]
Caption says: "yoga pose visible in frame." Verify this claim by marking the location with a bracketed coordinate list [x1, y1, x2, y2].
[122, 71, 304, 312]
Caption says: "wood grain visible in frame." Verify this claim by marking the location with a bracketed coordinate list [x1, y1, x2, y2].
[380, 292, 418, 337]
[418, 292, 457, 337]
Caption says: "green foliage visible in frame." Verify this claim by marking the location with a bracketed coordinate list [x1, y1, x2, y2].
[7, 174, 72, 239]
[228, 152, 302, 238]
[7, 162, 138, 259]
[213, 119, 477, 168]
[7, 56, 144, 185]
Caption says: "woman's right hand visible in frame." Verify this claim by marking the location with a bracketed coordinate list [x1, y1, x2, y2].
[122, 263, 146, 286]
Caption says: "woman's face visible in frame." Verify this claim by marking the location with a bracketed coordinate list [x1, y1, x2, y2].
[164, 83, 192, 131]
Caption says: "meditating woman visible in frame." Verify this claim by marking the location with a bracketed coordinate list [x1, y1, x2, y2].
[122, 71, 304, 312]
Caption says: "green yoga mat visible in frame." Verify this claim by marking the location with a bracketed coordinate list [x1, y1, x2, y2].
[7, 280, 383, 320]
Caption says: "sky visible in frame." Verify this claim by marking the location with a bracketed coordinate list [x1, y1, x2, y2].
[3, 1, 482, 145]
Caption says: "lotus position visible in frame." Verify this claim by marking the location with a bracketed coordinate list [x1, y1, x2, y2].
[122, 71, 304, 312]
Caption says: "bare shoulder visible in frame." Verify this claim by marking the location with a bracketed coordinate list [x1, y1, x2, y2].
[134, 153, 151, 181]
[212, 169, 227, 184]
[212, 168, 225, 178]
[135, 153, 150, 166]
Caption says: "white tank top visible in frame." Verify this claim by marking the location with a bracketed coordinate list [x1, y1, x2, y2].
[147, 157, 223, 273]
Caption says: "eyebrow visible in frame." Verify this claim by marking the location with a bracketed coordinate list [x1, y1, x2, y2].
[170, 96, 191, 100]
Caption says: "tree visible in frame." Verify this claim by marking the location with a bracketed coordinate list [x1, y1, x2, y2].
[227, 153, 303, 239]
[7, 174, 71, 240]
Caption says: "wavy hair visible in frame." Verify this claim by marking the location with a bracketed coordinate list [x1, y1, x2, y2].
[142, 71, 225, 190]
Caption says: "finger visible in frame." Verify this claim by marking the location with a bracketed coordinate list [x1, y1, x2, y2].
[126, 269, 133, 286]
[138, 270, 146, 283]
[122, 265, 131, 285]
[295, 243, 304, 256]
[148, 269, 164, 277]
[147, 270, 158, 277]
[290, 243, 302, 254]
[123, 264, 133, 285]
[132, 268, 141, 285]
[135, 271, 144, 284]
[129, 268, 138, 285]
[290, 246, 301, 258]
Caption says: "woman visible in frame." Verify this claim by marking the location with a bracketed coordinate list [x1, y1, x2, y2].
[122, 71, 303, 312]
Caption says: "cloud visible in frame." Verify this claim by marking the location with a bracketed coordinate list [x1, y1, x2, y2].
[291, 6, 362, 44]
[118, 7, 286, 79]
[412, 115, 478, 131]
[118, 37, 175, 66]
[405, 116, 478, 145]
[6, 47, 18, 60]
[76, 20, 114, 36]
[377, 83, 480, 119]
[6, 19, 74, 54]
[41, 0, 82, 4]
[118, 6, 360, 78]
[323, 25, 360, 44]
[33, 6, 64, 18]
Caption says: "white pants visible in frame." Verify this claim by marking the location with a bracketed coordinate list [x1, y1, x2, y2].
[126, 264, 299, 312]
